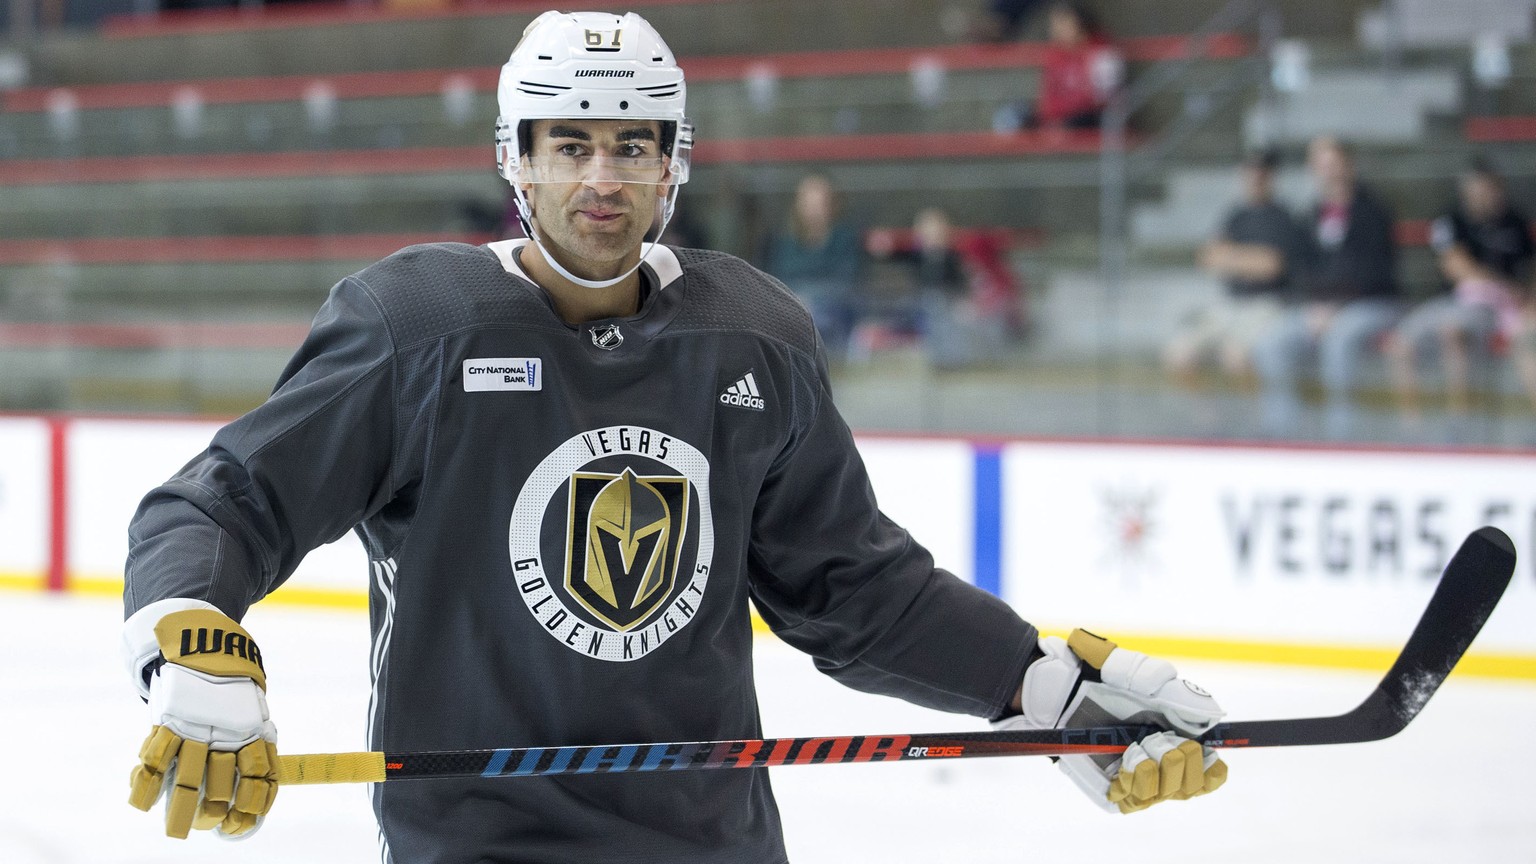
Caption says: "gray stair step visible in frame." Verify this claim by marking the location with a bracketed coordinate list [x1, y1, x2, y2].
[24, 1, 980, 86]
[0, 68, 1036, 160]
[0, 171, 492, 237]
[1358, 0, 1536, 49]
[0, 143, 1108, 241]
[19, 0, 1377, 86]
[1245, 66, 1463, 144]
[0, 258, 360, 313]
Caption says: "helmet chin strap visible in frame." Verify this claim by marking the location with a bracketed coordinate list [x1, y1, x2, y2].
[513, 184, 679, 290]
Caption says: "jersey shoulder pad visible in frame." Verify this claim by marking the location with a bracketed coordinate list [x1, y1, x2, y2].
[347, 243, 553, 348]
[668, 247, 817, 356]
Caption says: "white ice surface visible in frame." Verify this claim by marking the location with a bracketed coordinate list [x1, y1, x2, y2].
[2, 593, 1532, 863]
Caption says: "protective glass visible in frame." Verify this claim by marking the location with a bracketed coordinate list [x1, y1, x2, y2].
[521, 152, 679, 185]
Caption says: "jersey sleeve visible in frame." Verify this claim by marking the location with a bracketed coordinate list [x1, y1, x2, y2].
[746, 347, 1037, 720]
[124, 276, 402, 621]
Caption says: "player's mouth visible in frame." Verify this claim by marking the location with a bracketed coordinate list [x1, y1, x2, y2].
[577, 209, 625, 224]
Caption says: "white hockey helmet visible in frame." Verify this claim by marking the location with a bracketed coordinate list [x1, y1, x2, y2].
[495, 10, 694, 186]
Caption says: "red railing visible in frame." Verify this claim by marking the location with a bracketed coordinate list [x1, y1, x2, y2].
[1465, 116, 1536, 143]
[0, 233, 490, 264]
[0, 321, 312, 349]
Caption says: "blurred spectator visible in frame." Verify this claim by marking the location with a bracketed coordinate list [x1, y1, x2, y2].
[1384, 159, 1533, 427]
[864, 210, 1025, 367]
[864, 209, 969, 363]
[1514, 298, 1536, 428]
[659, 204, 707, 249]
[954, 225, 1028, 339]
[761, 174, 864, 356]
[1164, 149, 1301, 387]
[993, 2, 1122, 133]
[973, 0, 1046, 42]
[1252, 136, 1402, 439]
[458, 194, 512, 238]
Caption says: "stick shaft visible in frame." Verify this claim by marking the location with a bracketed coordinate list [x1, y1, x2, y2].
[277, 728, 1149, 785]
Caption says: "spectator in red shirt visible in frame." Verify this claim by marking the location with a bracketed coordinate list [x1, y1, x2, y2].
[1038, 2, 1122, 127]
[994, 2, 1123, 133]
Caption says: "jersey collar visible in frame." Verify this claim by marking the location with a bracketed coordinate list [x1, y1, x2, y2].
[484, 239, 685, 349]
[486, 238, 683, 293]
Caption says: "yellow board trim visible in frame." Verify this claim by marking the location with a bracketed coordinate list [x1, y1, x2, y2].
[0, 571, 46, 591]
[67, 575, 371, 611]
[65, 576, 125, 598]
[1038, 628, 1536, 683]
[9, 574, 1535, 682]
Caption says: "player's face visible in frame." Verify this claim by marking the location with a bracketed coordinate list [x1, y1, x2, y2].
[1242, 165, 1273, 203]
[521, 118, 671, 279]
[1461, 174, 1503, 221]
[1307, 139, 1351, 189]
[793, 176, 834, 226]
[1047, 8, 1085, 44]
[914, 208, 950, 249]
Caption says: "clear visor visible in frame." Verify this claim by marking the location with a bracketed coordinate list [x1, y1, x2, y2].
[496, 118, 694, 187]
[521, 152, 681, 186]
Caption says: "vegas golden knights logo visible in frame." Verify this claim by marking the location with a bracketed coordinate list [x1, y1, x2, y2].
[512, 426, 714, 662]
[565, 468, 690, 631]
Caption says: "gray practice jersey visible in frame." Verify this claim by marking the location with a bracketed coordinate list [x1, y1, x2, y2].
[124, 241, 1038, 864]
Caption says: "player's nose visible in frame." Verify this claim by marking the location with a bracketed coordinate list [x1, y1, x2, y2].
[583, 176, 625, 196]
[581, 154, 627, 194]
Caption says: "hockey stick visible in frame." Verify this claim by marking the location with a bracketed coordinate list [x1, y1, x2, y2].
[276, 525, 1515, 786]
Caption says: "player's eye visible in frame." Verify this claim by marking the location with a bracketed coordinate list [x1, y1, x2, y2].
[554, 143, 588, 159]
[617, 143, 649, 158]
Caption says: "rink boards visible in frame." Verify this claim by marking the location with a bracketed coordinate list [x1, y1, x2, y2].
[3, 415, 1532, 678]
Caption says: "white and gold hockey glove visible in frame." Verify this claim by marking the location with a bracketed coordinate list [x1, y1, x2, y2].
[994, 629, 1228, 814]
[122, 599, 280, 838]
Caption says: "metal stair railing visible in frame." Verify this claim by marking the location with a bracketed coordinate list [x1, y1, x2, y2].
[1095, 0, 1281, 433]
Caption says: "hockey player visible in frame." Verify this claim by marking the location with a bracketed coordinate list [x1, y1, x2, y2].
[120, 11, 1227, 860]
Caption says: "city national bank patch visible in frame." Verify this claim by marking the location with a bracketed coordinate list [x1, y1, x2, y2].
[509, 427, 714, 661]
[464, 357, 542, 392]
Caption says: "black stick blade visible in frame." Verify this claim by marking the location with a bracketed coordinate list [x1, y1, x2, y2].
[1376, 525, 1515, 729]
[1205, 525, 1516, 749]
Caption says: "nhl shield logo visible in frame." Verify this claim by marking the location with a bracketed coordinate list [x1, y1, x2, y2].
[590, 324, 624, 350]
[509, 426, 715, 662]
[565, 469, 690, 631]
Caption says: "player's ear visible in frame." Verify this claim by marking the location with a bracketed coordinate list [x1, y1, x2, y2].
[517, 156, 535, 199]
[655, 161, 672, 198]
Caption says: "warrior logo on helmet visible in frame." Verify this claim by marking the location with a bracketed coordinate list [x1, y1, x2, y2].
[510, 426, 714, 662]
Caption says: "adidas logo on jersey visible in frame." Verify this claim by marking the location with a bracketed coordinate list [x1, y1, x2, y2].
[720, 372, 765, 411]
